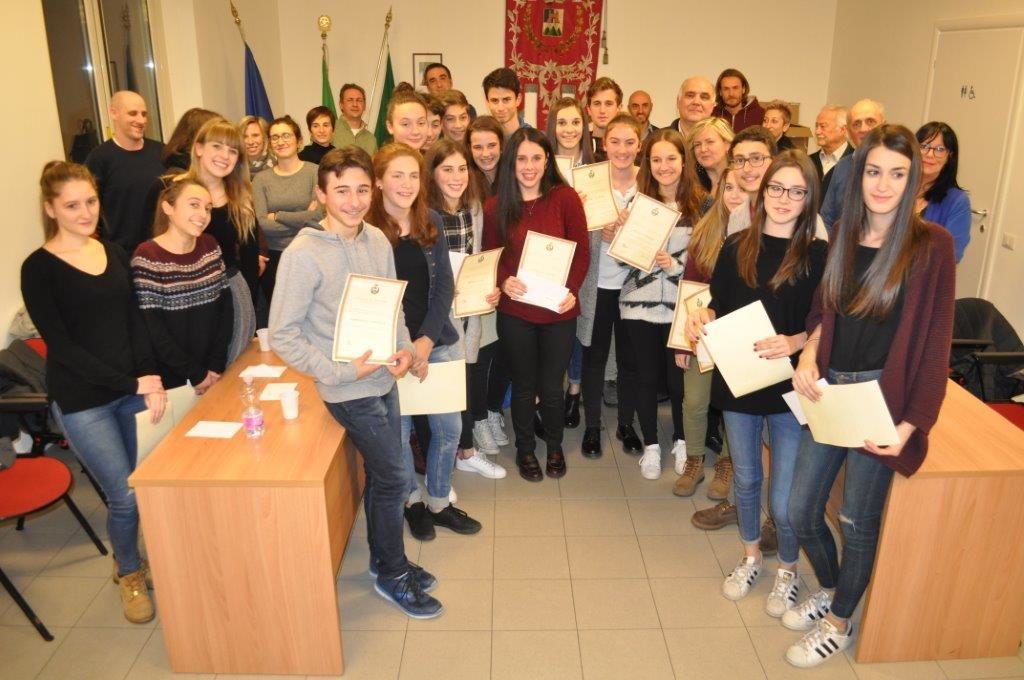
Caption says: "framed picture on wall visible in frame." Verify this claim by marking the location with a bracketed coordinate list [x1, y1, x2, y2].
[413, 53, 443, 88]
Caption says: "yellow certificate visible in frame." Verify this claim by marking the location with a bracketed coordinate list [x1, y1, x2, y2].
[555, 155, 575, 187]
[797, 381, 900, 447]
[667, 281, 708, 351]
[332, 274, 407, 364]
[608, 193, 680, 273]
[572, 161, 618, 231]
[397, 360, 467, 415]
[454, 247, 502, 318]
[516, 231, 576, 312]
[701, 300, 794, 397]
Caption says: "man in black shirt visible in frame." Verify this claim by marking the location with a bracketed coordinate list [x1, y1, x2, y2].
[85, 90, 164, 253]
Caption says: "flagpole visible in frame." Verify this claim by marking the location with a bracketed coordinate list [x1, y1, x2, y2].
[228, 0, 246, 43]
[368, 7, 393, 124]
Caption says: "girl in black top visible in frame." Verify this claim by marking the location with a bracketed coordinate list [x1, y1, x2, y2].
[687, 150, 827, 618]
[21, 162, 164, 624]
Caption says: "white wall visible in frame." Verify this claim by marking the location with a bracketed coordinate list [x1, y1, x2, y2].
[1, 3, 65, 328]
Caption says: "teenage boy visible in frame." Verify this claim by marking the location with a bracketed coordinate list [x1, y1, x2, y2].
[586, 77, 622, 161]
[333, 83, 378, 155]
[269, 147, 442, 619]
[482, 67, 529, 138]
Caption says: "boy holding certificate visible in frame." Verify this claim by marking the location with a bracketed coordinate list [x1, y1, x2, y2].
[269, 147, 443, 620]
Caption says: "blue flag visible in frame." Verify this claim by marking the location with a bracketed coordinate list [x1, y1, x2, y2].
[244, 43, 273, 120]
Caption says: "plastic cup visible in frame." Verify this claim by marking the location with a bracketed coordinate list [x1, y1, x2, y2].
[256, 328, 271, 352]
[281, 390, 299, 420]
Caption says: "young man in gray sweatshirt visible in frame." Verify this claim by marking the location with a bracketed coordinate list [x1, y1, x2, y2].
[269, 147, 443, 619]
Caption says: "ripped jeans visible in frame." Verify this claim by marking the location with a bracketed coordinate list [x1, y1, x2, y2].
[787, 368, 895, 619]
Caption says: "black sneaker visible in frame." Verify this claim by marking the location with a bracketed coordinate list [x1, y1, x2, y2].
[374, 570, 443, 619]
[404, 502, 436, 541]
[582, 427, 603, 458]
[369, 560, 437, 592]
[429, 504, 482, 535]
[616, 424, 642, 454]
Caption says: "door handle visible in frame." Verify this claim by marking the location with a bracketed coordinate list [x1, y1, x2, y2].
[971, 208, 989, 217]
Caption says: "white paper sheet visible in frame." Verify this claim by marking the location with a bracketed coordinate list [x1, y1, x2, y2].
[515, 270, 569, 313]
[797, 381, 901, 447]
[135, 410, 175, 462]
[239, 364, 287, 379]
[700, 301, 794, 397]
[448, 251, 468, 279]
[783, 379, 829, 425]
[397, 360, 467, 415]
[185, 421, 243, 439]
[259, 382, 299, 401]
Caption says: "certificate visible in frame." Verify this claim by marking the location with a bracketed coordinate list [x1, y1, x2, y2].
[516, 231, 576, 311]
[701, 300, 794, 397]
[397, 360, 467, 415]
[332, 274, 407, 364]
[608, 194, 680, 273]
[555, 155, 575, 187]
[796, 381, 900, 447]
[572, 161, 619, 230]
[454, 247, 502, 317]
[667, 281, 708, 351]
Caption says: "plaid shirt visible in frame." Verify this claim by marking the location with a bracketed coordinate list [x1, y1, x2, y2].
[435, 207, 474, 255]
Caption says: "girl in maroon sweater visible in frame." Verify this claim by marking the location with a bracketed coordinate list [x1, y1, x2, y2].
[482, 128, 589, 481]
[784, 125, 956, 668]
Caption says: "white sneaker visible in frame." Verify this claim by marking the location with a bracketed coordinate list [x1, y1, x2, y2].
[473, 420, 499, 454]
[782, 589, 833, 631]
[722, 556, 761, 600]
[671, 439, 687, 474]
[765, 568, 800, 617]
[639, 444, 662, 479]
[785, 618, 852, 668]
[486, 410, 510, 446]
[455, 452, 507, 479]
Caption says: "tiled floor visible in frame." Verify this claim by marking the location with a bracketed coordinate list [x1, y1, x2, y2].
[2, 410, 1023, 679]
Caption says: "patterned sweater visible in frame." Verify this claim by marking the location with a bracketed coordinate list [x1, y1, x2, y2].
[131, 234, 234, 388]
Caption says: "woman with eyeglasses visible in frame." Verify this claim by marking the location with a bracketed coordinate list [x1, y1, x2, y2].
[252, 115, 320, 308]
[915, 122, 971, 262]
[687, 150, 827, 620]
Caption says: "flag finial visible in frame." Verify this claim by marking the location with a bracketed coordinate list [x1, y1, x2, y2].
[318, 15, 331, 40]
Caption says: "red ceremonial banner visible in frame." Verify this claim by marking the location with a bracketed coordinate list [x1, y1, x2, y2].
[505, 0, 603, 129]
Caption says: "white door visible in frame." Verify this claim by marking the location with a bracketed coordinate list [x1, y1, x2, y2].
[924, 25, 1024, 299]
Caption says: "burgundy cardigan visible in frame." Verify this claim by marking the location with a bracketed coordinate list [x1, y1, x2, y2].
[806, 223, 956, 477]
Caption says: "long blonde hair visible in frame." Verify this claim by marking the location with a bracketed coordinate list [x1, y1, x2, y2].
[186, 118, 256, 241]
[687, 168, 736, 278]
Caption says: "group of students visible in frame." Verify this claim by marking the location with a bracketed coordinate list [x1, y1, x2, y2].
[21, 65, 955, 669]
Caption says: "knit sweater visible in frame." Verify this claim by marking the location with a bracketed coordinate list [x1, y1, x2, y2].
[131, 234, 233, 388]
[806, 224, 956, 476]
[711, 98, 766, 133]
[619, 221, 690, 324]
[252, 163, 322, 250]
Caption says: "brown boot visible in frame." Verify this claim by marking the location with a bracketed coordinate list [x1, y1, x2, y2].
[759, 517, 778, 557]
[112, 558, 153, 588]
[691, 500, 738, 530]
[672, 456, 705, 497]
[707, 457, 733, 501]
[118, 568, 155, 623]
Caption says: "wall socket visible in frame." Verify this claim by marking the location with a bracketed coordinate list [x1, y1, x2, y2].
[1003, 233, 1017, 251]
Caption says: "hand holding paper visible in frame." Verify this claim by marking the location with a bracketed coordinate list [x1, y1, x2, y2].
[700, 301, 794, 398]
[792, 380, 900, 448]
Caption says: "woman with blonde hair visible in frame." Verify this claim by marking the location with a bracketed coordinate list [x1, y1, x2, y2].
[238, 115, 274, 176]
[688, 117, 735, 194]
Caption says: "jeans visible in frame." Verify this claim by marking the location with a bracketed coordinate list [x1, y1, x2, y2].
[582, 288, 637, 430]
[324, 386, 411, 580]
[497, 313, 576, 456]
[53, 394, 147, 575]
[789, 368, 894, 619]
[402, 344, 463, 508]
[723, 409, 804, 565]
[682, 361, 730, 461]
[623, 319, 683, 445]
[567, 338, 583, 385]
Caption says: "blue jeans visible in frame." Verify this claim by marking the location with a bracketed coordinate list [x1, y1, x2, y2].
[52, 394, 146, 575]
[723, 409, 804, 565]
[324, 386, 411, 580]
[567, 338, 583, 385]
[789, 368, 894, 619]
[402, 343, 462, 508]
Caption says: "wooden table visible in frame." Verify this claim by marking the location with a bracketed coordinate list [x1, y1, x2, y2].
[853, 381, 1024, 662]
[129, 342, 364, 676]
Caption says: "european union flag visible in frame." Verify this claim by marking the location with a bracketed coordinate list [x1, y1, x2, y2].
[244, 43, 273, 120]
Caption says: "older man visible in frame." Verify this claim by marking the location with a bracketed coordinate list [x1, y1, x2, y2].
[668, 76, 715, 138]
[809, 105, 852, 197]
[820, 99, 885, 230]
[84, 90, 164, 252]
[627, 90, 657, 139]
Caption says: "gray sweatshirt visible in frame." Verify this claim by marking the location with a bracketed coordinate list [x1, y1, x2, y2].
[269, 222, 414, 404]
[252, 162, 323, 251]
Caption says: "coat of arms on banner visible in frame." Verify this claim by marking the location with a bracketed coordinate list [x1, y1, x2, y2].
[505, 0, 603, 129]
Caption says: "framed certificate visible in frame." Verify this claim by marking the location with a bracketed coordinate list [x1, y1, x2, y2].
[667, 280, 709, 351]
[572, 161, 618, 231]
[332, 274, 407, 364]
[555, 155, 575, 187]
[607, 193, 681, 273]
[454, 247, 502, 318]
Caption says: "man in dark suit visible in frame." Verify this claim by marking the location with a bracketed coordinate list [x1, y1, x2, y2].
[809, 105, 853, 198]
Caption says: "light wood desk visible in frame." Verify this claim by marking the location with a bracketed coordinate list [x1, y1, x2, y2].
[129, 342, 364, 675]
[848, 381, 1024, 662]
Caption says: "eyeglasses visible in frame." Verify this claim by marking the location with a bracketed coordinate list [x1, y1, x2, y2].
[730, 154, 769, 169]
[269, 132, 295, 143]
[920, 143, 949, 158]
[765, 183, 808, 200]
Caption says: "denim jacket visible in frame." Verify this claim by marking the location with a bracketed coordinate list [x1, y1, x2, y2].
[411, 213, 459, 348]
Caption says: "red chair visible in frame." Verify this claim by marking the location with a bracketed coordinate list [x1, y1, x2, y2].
[0, 456, 108, 641]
